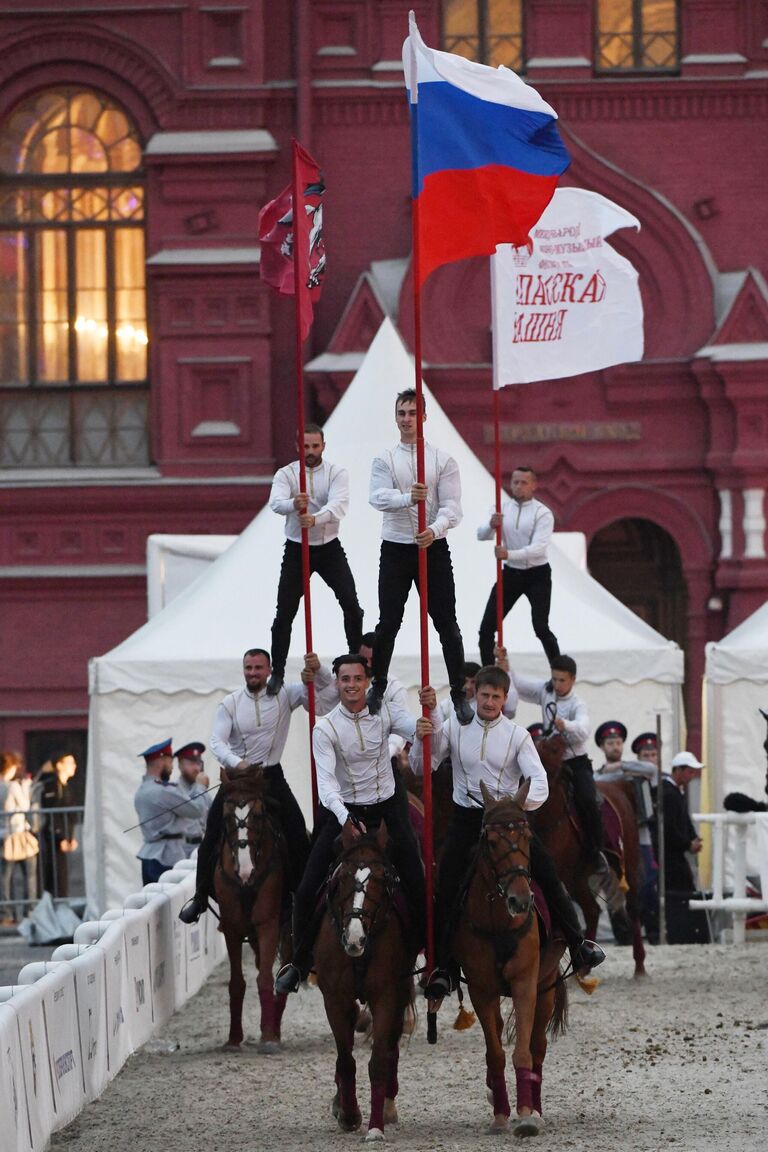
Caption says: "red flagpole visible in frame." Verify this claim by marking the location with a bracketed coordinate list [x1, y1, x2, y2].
[411, 171, 435, 997]
[291, 139, 318, 818]
[493, 387, 504, 658]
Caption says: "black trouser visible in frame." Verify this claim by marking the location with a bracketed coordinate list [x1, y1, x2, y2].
[568, 755, 604, 864]
[372, 538, 465, 689]
[479, 563, 560, 666]
[142, 859, 171, 886]
[194, 764, 309, 898]
[292, 793, 425, 970]
[434, 803, 584, 967]
[270, 539, 363, 676]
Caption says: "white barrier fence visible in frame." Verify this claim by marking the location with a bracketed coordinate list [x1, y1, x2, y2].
[690, 812, 768, 943]
[0, 864, 224, 1152]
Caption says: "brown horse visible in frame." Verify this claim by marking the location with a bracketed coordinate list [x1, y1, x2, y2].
[533, 733, 647, 978]
[214, 764, 289, 1050]
[452, 779, 568, 1136]
[314, 824, 416, 1142]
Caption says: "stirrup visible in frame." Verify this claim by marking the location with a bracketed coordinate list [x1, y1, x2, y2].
[572, 939, 606, 972]
[274, 962, 302, 995]
[425, 967, 456, 1000]
[178, 893, 207, 925]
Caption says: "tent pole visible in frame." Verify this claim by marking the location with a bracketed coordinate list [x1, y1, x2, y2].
[292, 138, 318, 817]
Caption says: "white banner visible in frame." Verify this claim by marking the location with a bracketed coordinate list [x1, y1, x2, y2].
[97, 922, 133, 1076]
[492, 188, 643, 385]
[120, 911, 154, 1050]
[0, 1004, 33, 1152]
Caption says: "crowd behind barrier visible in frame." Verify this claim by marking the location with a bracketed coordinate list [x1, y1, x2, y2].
[690, 812, 768, 944]
[0, 862, 224, 1152]
[1, 805, 86, 925]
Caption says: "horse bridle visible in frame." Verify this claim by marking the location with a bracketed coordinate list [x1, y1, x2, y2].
[480, 815, 533, 906]
[327, 842, 398, 951]
[221, 796, 284, 890]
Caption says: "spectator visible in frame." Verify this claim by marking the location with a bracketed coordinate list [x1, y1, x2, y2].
[35, 750, 78, 898]
[2, 750, 39, 922]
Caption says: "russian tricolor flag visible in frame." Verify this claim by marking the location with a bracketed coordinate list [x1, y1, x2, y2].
[403, 12, 571, 286]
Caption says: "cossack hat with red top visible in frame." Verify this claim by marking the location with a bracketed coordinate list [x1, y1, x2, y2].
[595, 720, 627, 747]
[175, 742, 205, 762]
[139, 739, 173, 762]
[631, 732, 658, 756]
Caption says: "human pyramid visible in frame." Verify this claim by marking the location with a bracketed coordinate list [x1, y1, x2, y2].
[164, 389, 608, 999]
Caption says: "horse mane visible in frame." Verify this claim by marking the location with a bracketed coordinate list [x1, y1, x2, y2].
[220, 763, 266, 803]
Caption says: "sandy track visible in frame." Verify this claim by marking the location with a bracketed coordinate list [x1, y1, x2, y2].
[51, 942, 766, 1152]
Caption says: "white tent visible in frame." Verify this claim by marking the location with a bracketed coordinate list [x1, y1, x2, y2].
[85, 318, 684, 911]
[703, 602, 768, 875]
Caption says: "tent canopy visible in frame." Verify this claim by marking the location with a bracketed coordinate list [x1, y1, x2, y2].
[86, 318, 683, 910]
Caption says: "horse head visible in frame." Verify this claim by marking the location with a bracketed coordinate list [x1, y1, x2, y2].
[534, 732, 568, 777]
[479, 779, 533, 919]
[219, 763, 279, 887]
[329, 823, 396, 959]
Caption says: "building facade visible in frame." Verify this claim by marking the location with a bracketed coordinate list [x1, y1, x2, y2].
[1, 0, 767, 764]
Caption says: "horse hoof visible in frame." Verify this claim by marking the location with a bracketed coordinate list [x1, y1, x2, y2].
[221, 1041, 242, 1052]
[383, 1099, 398, 1125]
[489, 1115, 509, 1134]
[365, 1129, 384, 1142]
[513, 1113, 542, 1137]
[258, 1040, 281, 1055]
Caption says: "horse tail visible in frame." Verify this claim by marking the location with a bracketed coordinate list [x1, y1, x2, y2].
[548, 977, 569, 1039]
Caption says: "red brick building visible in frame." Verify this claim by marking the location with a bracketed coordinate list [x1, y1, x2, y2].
[1, 0, 767, 771]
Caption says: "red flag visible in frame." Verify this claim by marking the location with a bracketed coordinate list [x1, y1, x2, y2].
[258, 142, 326, 342]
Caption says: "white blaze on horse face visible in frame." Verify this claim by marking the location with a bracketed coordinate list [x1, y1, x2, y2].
[236, 801, 253, 882]
[345, 866, 371, 955]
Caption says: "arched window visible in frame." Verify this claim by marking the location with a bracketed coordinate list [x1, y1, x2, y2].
[443, 0, 524, 71]
[0, 88, 147, 467]
[596, 1, 679, 73]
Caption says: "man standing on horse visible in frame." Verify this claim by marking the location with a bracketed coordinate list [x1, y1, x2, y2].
[179, 648, 325, 924]
[267, 423, 364, 696]
[412, 666, 605, 1000]
[274, 653, 435, 994]
[365, 389, 473, 725]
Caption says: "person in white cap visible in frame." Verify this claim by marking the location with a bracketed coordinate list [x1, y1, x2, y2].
[653, 751, 704, 893]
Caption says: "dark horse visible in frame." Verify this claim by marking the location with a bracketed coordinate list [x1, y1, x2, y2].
[314, 824, 416, 1142]
[533, 733, 647, 978]
[453, 779, 568, 1136]
[214, 764, 290, 1050]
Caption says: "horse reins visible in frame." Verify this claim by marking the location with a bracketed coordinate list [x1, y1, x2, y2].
[327, 844, 398, 951]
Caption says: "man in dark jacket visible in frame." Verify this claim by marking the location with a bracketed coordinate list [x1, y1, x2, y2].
[653, 751, 703, 892]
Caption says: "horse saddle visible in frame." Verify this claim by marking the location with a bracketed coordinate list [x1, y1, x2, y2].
[600, 794, 626, 872]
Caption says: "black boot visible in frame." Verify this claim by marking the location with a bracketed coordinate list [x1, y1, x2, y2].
[451, 687, 473, 726]
[178, 892, 208, 924]
[266, 671, 284, 697]
[366, 678, 387, 715]
[425, 960, 460, 1000]
[571, 939, 606, 972]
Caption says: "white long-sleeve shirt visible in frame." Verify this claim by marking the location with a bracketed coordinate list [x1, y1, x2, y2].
[210, 674, 329, 768]
[369, 441, 462, 543]
[477, 497, 554, 570]
[410, 712, 549, 811]
[269, 459, 349, 545]
[313, 699, 438, 826]
[315, 669, 410, 757]
[513, 674, 590, 759]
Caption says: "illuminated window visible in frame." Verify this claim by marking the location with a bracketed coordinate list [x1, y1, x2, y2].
[443, 0, 524, 71]
[596, 0, 679, 72]
[0, 89, 148, 467]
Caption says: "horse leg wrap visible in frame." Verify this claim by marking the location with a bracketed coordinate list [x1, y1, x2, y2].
[531, 1064, 543, 1115]
[487, 1071, 511, 1119]
[369, 1082, 386, 1132]
[272, 991, 288, 1038]
[336, 1071, 359, 1124]
[514, 1067, 535, 1115]
[258, 988, 276, 1036]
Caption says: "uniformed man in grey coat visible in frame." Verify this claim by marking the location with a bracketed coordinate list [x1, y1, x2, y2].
[133, 739, 209, 885]
[174, 742, 211, 858]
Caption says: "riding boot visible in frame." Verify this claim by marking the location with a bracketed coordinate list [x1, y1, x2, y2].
[178, 796, 221, 923]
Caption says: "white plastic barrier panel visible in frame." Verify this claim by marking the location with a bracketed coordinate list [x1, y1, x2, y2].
[67, 948, 109, 1104]
[97, 922, 133, 1076]
[6, 982, 56, 1150]
[38, 965, 86, 1132]
[0, 1003, 33, 1152]
[120, 909, 154, 1050]
[125, 892, 175, 1028]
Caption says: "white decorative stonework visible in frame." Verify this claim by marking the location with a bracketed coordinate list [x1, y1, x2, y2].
[743, 488, 766, 559]
[718, 489, 733, 559]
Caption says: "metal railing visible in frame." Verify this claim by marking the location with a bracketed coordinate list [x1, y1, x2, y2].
[1, 804, 86, 924]
[689, 813, 768, 944]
